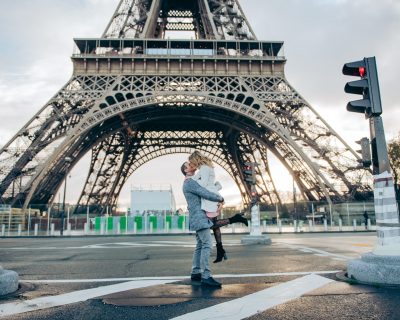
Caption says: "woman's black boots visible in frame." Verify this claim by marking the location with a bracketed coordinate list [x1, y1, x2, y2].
[228, 213, 249, 226]
[213, 243, 228, 263]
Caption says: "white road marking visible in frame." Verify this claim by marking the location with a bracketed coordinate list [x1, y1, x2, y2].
[21, 270, 341, 283]
[2, 240, 246, 250]
[278, 243, 352, 260]
[170, 274, 334, 320]
[0, 279, 177, 318]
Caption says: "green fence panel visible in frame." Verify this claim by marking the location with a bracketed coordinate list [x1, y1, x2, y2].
[95, 217, 102, 231]
[107, 217, 113, 230]
[166, 216, 172, 229]
[120, 216, 127, 230]
[134, 216, 142, 230]
[149, 215, 157, 230]
[178, 216, 185, 229]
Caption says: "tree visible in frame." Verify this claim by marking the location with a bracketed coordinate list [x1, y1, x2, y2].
[388, 134, 400, 200]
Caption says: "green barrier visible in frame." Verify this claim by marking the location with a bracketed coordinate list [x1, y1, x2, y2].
[95, 217, 102, 231]
[120, 216, 127, 230]
[107, 217, 113, 230]
[166, 216, 172, 229]
[149, 215, 157, 230]
[134, 216, 142, 230]
[178, 216, 185, 229]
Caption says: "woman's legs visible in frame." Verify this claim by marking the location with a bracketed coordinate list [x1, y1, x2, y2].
[212, 225, 222, 244]
[211, 218, 227, 263]
[212, 213, 249, 228]
[212, 218, 230, 228]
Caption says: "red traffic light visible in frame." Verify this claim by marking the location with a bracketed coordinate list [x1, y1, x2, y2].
[359, 67, 366, 77]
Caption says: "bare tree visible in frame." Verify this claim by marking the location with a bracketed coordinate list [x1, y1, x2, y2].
[388, 133, 400, 199]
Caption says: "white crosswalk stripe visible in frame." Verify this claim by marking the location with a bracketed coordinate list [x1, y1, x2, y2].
[0, 279, 177, 318]
[170, 274, 334, 320]
[0, 272, 337, 318]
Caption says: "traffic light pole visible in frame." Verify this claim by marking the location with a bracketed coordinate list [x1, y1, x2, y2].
[370, 116, 391, 174]
[344, 57, 400, 285]
[368, 115, 400, 255]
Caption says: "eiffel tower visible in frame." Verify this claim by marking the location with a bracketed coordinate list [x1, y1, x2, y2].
[0, 0, 371, 212]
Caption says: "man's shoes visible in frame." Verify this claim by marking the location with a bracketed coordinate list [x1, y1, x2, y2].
[191, 273, 202, 281]
[201, 277, 222, 287]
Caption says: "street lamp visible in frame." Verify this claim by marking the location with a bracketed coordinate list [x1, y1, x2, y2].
[61, 157, 73, 236]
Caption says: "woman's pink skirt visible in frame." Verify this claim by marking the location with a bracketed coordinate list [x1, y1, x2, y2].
[206, 211, 219, 218]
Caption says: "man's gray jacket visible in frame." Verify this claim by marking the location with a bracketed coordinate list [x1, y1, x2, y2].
[182, 178, 224, 231]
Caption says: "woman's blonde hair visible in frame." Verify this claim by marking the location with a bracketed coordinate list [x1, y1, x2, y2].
[189, 151, 214, 168]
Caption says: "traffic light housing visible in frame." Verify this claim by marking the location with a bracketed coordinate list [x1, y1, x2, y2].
[243, 162, 256, 185]
[355, 137, 372, 168]
[343, 57, 382, 118]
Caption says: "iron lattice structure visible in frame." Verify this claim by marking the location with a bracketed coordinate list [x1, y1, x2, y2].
[0, 0, 371, 212]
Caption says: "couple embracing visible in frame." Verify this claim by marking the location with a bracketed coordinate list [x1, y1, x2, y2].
[181, 151, 248, 287]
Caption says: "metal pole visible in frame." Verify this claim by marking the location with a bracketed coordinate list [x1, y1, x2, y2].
[47, 206, 51, 235]
[293, 177, 297, 222]
[61, 174, 67, 236]
[7, 206, 11, 236]
[86, 206, 89, 233]
[28, 207, 31, 236]
[61, 157, 72, 236]
[312, 202, 315, 226]
[67, 206, 70, 227]
[369, 115, 400, 255]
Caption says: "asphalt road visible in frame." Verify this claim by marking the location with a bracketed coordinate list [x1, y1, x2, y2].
[0, 232, 399, 320]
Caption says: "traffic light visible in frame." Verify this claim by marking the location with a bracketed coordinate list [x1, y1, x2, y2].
[243, 162, 256, 185]
[342, 57, 382, 118]
[355, 137, 372, 168]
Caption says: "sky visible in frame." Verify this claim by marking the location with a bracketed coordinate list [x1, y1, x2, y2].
[0, 0, 399, 209]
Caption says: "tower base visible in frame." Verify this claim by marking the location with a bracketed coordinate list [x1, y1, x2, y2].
[347, 252, 400, 286]
[0, 266, 19, 296]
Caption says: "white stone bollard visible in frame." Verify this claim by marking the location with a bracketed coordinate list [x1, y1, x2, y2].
[133, 221, 137, 234]
[1, 224, 5, 236]
[117, 223, 121, 235]
[34, 224, 39, 236]
[50, 223, 55, 236]
[367, 218, 371, 230]
[353, 219, 357, 231]
[323, 219, 328, 232]
[149, 224, 153, 233]
[0, 266, 19, 296]
[278, 219, 282, 233]
[339, 219, 343, 232]
[18, 224, 22, 236]
[263, 220, 267, 232]
[231, 223, 235, 234]
[294, 220, 298, 233]
[100, 222, 105, 235]
[84, 222, 88, 235]
[308, 220, 313, 232]
[67, 223, 72, 235]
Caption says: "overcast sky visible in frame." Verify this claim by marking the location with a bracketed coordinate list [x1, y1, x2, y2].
[0, 0, 399, 209]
